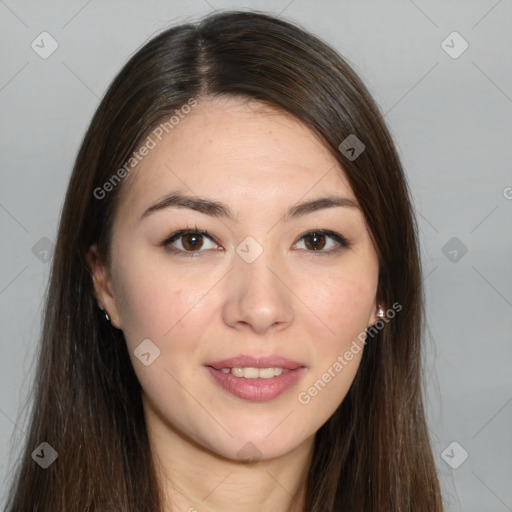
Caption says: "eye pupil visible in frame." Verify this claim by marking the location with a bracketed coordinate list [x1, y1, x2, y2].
[305, 232, 326, 251]
[183, 233, 202, 250]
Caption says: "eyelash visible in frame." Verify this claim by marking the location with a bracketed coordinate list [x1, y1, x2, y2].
[159, 227, 351, 258]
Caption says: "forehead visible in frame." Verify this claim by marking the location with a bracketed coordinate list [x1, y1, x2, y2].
[117, 96, 357, 220]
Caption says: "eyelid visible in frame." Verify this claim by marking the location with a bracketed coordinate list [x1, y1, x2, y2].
[160, 228, 351, 256]
[161, 228, 218, 255]
[294, 230, 351, 253]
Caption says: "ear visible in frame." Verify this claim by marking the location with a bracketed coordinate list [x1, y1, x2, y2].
[368, 302, 385, 327]
[86, 243, 122, 329]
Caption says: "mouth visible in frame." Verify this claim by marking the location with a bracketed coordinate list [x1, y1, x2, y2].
[204, 355, 307, 402]
[205, 355, 305, 371]
[211, 366, 293, 378]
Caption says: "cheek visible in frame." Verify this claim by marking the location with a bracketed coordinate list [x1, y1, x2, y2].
[313, 272, 377, 344]
[112, 269, 206, 402]
[299, 271, 376, 403]
[112, 255, 196, 352]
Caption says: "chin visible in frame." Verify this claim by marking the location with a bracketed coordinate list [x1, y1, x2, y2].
[199, 427, 310, 464]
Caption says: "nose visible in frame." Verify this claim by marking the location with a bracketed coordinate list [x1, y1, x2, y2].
[221, 248, 294, 335]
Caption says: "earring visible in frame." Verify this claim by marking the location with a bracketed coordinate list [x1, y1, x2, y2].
[97, 302, 111, 322]
[376, 306, 384, 319]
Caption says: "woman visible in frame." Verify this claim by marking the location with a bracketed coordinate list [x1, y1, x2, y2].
[4, 10, 445, 511]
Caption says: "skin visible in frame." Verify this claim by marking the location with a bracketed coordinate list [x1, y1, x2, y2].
[88, 95, 382, 512]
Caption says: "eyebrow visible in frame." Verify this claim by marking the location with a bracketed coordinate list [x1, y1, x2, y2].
[139, 191, 359, 223]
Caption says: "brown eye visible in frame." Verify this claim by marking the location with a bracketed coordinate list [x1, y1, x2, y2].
[161, 228, 350, 257]
[181, 233, 204, 251]
[294, 230, 350, 254]
[162, 229, 218, 255]
[303, 232, 327, 251]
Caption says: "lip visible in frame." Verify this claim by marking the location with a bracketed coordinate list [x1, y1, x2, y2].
[205, 366, 307, 402]
[205, 355, 305, 370]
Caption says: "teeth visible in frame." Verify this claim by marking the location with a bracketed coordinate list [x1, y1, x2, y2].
[219, 367, 288, 379]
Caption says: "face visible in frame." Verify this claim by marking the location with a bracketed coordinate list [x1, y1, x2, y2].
[88, 96, 381, 462]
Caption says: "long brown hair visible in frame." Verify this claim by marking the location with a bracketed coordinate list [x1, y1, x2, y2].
[4, 10, 444, 511]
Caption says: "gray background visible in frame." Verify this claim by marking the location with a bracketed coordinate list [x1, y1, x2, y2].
[1, 0, 511, 510]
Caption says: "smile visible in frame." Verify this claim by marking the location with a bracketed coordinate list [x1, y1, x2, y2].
[218, 366, 289, 378]
[205, 366, 307, 401]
